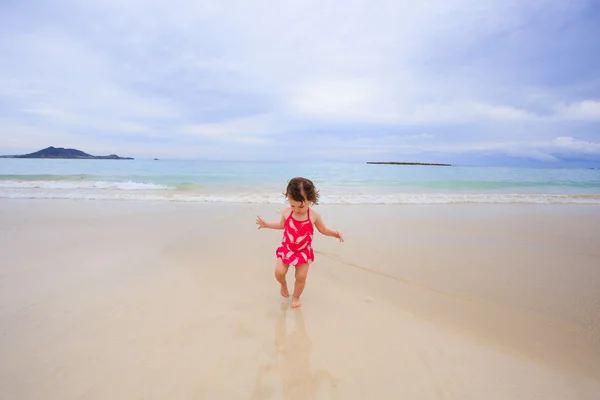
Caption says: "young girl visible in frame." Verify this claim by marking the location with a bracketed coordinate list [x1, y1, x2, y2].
[256, 177, 344, 308]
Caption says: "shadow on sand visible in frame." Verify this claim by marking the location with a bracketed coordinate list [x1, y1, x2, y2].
[250, 303, 339, 399]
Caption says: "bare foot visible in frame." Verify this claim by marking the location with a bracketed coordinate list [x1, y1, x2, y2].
[280, 283, 290, 298]
[291, 296, 302, 308]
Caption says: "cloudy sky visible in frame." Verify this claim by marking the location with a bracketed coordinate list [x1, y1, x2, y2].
[1, 0, 599, 166]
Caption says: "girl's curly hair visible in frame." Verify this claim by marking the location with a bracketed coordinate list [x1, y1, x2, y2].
[285, 177, 319, 205]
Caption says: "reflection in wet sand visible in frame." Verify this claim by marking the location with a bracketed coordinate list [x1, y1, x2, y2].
[250, 303, 339, 399]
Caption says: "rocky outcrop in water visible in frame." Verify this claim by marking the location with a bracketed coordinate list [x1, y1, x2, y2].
[0, 146, 134, 160]
[367, 161, 451, 166]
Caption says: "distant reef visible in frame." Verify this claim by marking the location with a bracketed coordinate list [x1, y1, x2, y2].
[0, 146, 134, 160]
[367, 161, 452, 166]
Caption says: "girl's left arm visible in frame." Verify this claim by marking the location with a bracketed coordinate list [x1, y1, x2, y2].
[314, 212, 344, 242]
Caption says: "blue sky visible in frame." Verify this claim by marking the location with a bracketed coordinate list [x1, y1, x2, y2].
[1, 0, 599, 166]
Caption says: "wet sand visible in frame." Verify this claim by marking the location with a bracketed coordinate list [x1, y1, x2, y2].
[1, 199, 599, 399]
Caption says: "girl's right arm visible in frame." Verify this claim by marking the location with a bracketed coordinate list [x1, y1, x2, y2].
[256, 209, 287, 230]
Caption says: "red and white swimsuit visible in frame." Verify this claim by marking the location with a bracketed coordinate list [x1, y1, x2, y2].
[276, 208, 315, 267]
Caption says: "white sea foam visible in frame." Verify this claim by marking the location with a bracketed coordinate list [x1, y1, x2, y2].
[0, 180, 170, 190]
[1, 187, 599, 205]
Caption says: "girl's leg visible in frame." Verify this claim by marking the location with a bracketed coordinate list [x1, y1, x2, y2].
[291, 263, 310, 308]
[274, 259, 290, 298]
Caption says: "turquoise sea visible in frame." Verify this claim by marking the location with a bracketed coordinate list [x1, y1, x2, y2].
[1, 159, 599, 205]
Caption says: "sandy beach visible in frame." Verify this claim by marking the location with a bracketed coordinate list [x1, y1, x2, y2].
[1, 199, 599, 399]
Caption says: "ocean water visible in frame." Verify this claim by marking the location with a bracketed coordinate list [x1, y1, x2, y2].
[0, 159, 599, 205]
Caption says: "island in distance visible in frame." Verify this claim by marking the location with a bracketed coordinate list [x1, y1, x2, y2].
[367, 161, 452, 166]
[0, 146, 134, 160]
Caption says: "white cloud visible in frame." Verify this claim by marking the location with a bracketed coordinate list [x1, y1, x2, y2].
[470, 104, 535, 121]
[552, 136, 600, 155]
[1, 29, 178, 131]
[556, 100, 600, 121]
[179, 114, 275, 143]
[284, 78, 400, 124]
[306, 134, 600, 162]
[404, 136, 600, 162]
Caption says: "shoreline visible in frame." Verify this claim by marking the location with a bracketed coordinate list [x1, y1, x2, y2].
[2, 192, 600, 205]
